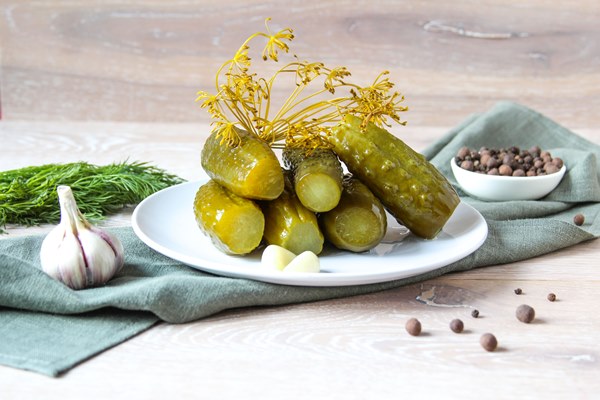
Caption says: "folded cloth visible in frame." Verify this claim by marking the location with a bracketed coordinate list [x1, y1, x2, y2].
[1, 101, 599, 377]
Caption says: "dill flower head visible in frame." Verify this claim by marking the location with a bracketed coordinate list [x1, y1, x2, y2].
[196, 18, 408, 149]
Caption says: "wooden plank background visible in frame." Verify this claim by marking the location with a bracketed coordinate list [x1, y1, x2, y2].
[1, 0, 599, 129]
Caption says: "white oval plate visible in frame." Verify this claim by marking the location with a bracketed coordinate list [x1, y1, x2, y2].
[132, 181, 488, 287]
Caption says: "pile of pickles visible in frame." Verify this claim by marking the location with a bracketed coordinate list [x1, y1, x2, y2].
[193, 114, 460, 256]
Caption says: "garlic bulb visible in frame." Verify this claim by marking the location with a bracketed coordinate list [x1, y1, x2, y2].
[40, 185, 124, 289]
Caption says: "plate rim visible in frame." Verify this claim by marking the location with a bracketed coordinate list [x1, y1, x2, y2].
[131, 180, 488, 287]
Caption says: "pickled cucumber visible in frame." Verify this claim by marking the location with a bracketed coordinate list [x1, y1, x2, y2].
[329, 115, 459, 239]
[320, 176, 387, 252]
[193, 180, 265, 255]
[201, 127, 284, 200]
[282, 147, 343, 213]
[261, 172, 324, 255]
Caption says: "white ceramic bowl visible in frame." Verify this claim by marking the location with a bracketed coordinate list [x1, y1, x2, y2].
[450, 158, 566, 201]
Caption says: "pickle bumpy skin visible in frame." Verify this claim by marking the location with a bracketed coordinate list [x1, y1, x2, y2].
[329, 115, 459, 239]
[201, 127, 284, 200]
[320, 176, 387, 252]
[193, 180, 265, 255]
[261, 172, 324, 255]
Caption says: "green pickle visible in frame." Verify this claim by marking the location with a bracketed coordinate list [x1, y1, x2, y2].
[201, 127, 284, 200]
[329, 115, 460, 239]
[261, 172, 324, 255]
[282, 147, 343, 213]
[320, 176, 387, 252]
[193, 180, 265, 255]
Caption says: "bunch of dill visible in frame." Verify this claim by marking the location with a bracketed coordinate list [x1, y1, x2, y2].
[0, 161, 184, 232]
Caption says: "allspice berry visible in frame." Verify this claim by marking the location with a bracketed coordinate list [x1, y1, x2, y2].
[574, 214, 585, 226]
[480, 333, 498, 352]
[449, 319, 464, 333]
[498, 164, 513, 176]
[516, 304, 535, 323]
[547, 293, 557, 302]
[455, 146, 562, 176]
[405, 318, 422, 336]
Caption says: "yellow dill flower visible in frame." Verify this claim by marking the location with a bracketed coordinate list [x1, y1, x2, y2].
[260, 18, 294, 62]
[214, 121, 241, 147]
[350, 72, 408, 129]
[324, 67, 351, 94]
[295, 61, 324, 85]
[196, 18, 408, 149]
[232, 45, 251, 70]
[283, 122, 330, 152]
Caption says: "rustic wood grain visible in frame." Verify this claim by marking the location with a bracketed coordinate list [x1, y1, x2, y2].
[1, 0, 600, 127]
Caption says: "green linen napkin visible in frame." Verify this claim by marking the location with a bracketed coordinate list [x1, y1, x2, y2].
[1, 101, 599, 377]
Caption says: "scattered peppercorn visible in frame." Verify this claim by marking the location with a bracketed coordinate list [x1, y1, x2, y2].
[480, 333, 498, 352]
[471, 309, 480, 318]
[449, 319, 464, 333]
[405, 318, 422, 336]
[455, 146, 563, 177]
[514, 288, 522, 295]
[516, 304, 535, 323]
[574, 214, 585, 226]
[547, 293, 556, 302]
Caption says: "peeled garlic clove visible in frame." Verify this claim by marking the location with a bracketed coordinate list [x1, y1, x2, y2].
[261, 245, 296, 271]
[39, 185, 124, 289]
[283, 251, 320, 273]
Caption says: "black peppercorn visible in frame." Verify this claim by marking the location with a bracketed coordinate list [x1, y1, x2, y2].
[405, 318, 422, 336]
[480, 333, 498, 352]
[471, 309, 479, 318]
[516, 304, 535, 323]
[514, 288, 522, 295]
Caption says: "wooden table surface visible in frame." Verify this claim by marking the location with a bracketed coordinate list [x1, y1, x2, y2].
[1, 1, 600, 399]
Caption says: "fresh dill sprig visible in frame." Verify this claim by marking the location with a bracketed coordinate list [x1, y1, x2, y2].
[195, 18, 408, 151]
[0, 161, 184, 232]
